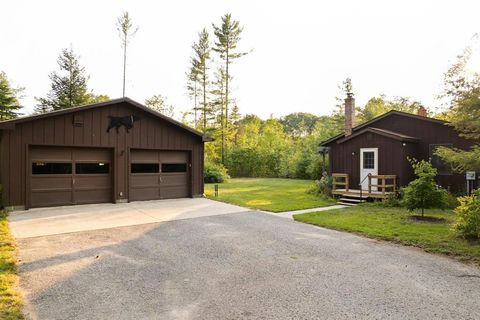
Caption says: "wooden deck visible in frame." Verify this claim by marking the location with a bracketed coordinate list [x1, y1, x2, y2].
[331, 173, 396, 203]
[332, 188, 393, 199]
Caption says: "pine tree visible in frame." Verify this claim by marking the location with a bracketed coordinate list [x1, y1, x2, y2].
[212, 14, 248, 161]
[145, 94, 175, 118]
[186, 66, 200, 128]
[117, 11, 138, 97]
[0, 71, 23, 120]
[36, 48, 92, 112]
[331, 78, 353, 132]
[211, 66, 227, 162]
[230, 103, 241, 145]
[190, 28, 212, 133]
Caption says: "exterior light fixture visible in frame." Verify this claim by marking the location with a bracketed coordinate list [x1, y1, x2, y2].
[402, 143, 406, 147]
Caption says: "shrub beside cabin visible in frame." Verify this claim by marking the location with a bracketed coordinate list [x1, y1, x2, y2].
[320, 94, 477, 197]
[0, 98, 212, 210]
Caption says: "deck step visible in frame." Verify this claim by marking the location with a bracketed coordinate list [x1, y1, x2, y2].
[340, 193, 369, 199]
[339, 197, 365, 203]
[337, 197, 367, 206]
[337, 201, 358, 206]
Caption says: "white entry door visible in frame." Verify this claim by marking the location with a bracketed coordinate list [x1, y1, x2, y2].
[360, 148, 378, 190]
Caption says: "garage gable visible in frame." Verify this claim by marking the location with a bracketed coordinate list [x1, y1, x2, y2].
[0, 97, 213, 142]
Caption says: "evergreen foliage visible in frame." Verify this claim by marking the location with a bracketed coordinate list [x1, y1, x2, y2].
[144, 94, 175, 118]
[190, 29, 212, 132]
[0, 71, 23, 120]
[35, 48, 98, 112]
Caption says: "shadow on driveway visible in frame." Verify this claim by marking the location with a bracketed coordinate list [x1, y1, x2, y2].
[17, 211, 480, 320]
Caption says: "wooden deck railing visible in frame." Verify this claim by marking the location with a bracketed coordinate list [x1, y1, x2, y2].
[332, 173, 349, 192]
[368, 175, 396, 195]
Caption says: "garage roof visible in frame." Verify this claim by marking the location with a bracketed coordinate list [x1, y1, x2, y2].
[0, 97, 213, 142]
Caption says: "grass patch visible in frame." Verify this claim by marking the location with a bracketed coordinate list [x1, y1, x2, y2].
[294, 204, 480, 265]
[205, 178, 335, 212]
[0, 211, 24, 319]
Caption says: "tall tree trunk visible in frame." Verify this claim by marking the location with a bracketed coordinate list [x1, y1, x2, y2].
[221, 85, 225, 164]
[194, 80, 197, 128]
[203, 64, 207, 133]
[223, 44, 229, 163]
[69, 66, 73, 108]
[225, 47, 229, 125]
[122, 37, 127, 97]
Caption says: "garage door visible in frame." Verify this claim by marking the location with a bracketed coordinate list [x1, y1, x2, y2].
[129, 149, 190, 201]
[29, 146, 112, 208]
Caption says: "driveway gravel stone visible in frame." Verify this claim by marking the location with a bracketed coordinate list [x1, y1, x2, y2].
[16, 211, 480, 320]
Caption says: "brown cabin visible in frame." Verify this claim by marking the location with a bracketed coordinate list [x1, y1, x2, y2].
[320, 94, 476, 200]
[0, 98, 212, 210]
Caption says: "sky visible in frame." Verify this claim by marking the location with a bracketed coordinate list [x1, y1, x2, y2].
[1, 0, 480, 119]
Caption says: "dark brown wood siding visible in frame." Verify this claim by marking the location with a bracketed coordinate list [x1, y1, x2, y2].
[0, 101, 205, 208]
[326, 114, 476, 192]
[329, 133, 416, 189]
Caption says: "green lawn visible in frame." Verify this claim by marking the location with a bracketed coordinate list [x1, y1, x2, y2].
[205, 178, 335, 212]
[294, 204, 480, 265]
[0, 211, 23, 319]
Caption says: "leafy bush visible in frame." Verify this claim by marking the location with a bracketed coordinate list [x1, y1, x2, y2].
[380, 192, 402, 207]
[204, 162, 230, 183]
[401, 159, 449, 216]
[307, 175, 332, 197]
[445, 191, 460, 209]
[454, 189, 480, 239]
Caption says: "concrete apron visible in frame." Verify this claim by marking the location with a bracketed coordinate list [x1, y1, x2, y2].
[8, 198, 250, 239]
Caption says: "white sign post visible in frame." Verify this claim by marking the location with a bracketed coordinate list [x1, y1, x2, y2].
[466, 171, 476, 195]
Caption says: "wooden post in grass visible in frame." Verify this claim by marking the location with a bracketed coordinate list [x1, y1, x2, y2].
[215, 184, 219, 197]
[368, 175, 372, 194]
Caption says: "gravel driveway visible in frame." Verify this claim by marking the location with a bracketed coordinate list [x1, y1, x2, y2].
[17, 211, 480, 319]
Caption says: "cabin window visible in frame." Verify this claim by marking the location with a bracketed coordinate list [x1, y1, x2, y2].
[131, 163, 159, 174]
[429, 144, 452, 175]
[32, 162, 72, 175]
[76, 163, 110, 174]
[363, 152, 375, 169]
[161, 163, 187, 173]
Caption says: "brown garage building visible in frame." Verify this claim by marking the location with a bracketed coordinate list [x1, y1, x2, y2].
[0, 98, 212, 210]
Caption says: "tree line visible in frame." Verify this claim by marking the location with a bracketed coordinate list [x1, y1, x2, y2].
[0, 14, 478, 181]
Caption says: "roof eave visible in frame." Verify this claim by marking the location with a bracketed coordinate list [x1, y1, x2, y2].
[336, 128, 419, 144]
[319, 110, 445, 146]
[0, 97, 214, 141]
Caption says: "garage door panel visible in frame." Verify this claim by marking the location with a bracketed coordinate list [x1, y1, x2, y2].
[161, 185, 188, 199]
[31, 190, 72, 208]
[161, 151, 188, 162]
[29, 146, 112, 208]
[130, 175, 159, 187]
[130, 150, 159, 162]
[73, 148, 110, 161]
[130, 188, 160, 201]
[129, 149, 190, 201]
[30, 147, 72, 161]
[75, 189, 112, 204]
[75, 175, 111, 188]
[160, 174, 188, 186]
[31, 176, 72, 189]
